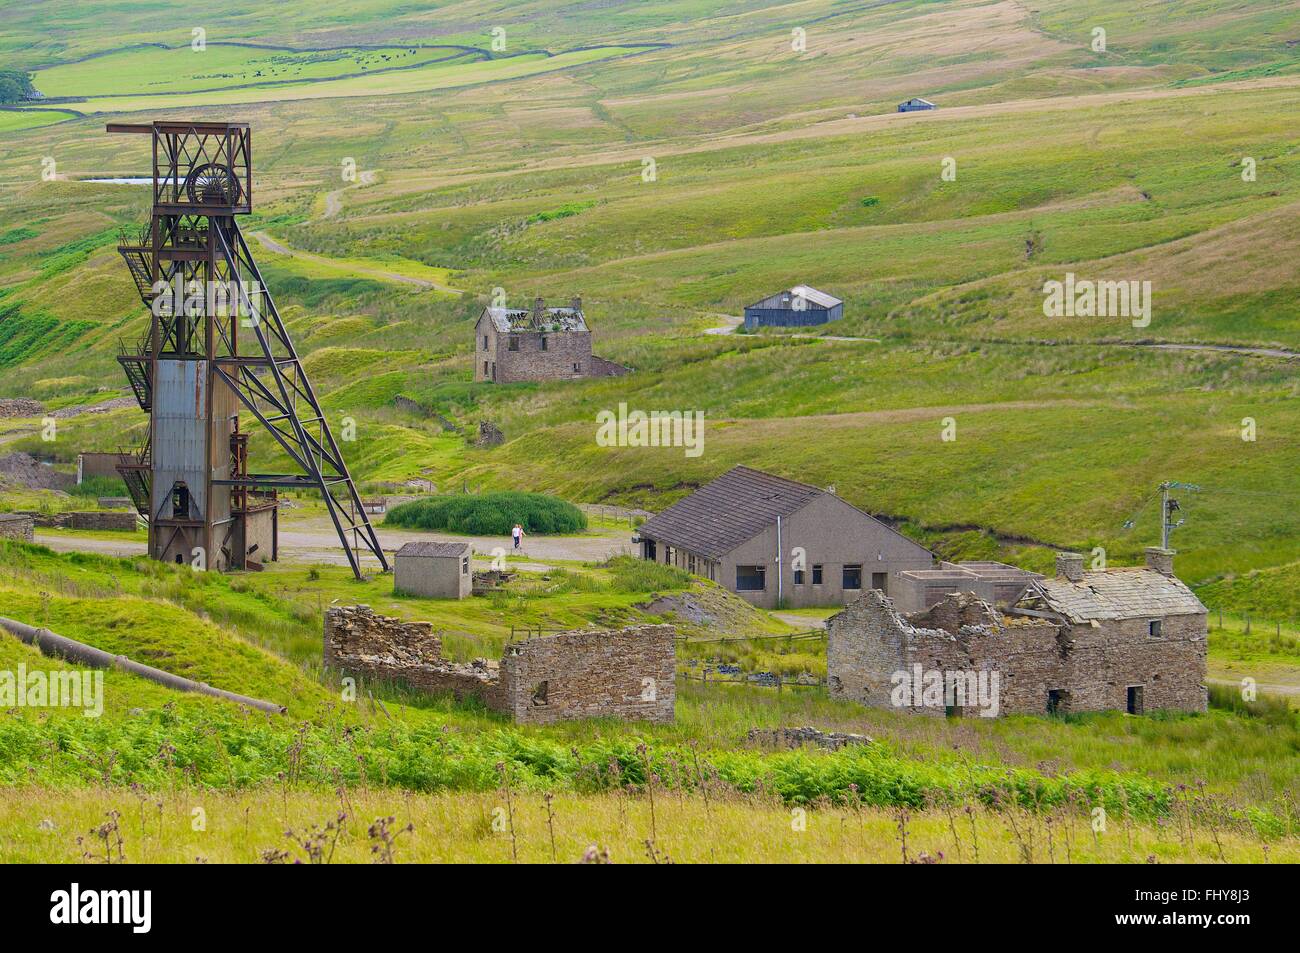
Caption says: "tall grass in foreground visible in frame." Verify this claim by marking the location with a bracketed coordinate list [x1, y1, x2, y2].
[1, 786, 1294, 864]
[1, 703, 1294, 839]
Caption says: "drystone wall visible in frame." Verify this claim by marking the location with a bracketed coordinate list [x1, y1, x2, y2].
[499, 624, 675, 725]
[323, 607, 676, 723]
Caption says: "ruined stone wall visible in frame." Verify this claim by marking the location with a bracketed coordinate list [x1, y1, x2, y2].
[494, 329, 593, 383]
[323, 606, 502, 706]
[588, 355, 631, 377]
[0, 515, 34, 541]
[1056, 614, 1207, 713]
[826, 590, 910, 705]
[323, 608, 676, 722]
[827, 590, 1206, 717]
[21, 511, 139, 531]
[0, 399, 43, 419]
[499, 624, 675, 725]
[62, 512, 139, 531]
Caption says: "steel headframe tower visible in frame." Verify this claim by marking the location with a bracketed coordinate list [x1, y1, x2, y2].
[109, 120, 388, 579]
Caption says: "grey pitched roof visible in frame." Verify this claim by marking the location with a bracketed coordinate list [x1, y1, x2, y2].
[746, 286, 842, 311]
[1025, 569, 1206, 623]
[637, 466, 827, 559]
[396, 540, 470, 559]
[483, 306, 586, 333]
[790, 285, 842, 309]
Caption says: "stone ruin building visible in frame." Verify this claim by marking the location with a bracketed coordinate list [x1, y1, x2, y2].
[826, 548, 1208, 717]
[473, 296, 629, 384]
[323, 605, 675, 724]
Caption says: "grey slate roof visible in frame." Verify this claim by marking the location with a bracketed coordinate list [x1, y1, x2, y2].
[637, 466, 828, 559]
[1026, 569, 1206, 623]
[483, 306, 586, 333]
[396, 540, 470, 559]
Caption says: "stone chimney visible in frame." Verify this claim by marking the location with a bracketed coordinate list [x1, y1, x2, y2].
[532, 296, 545, 322]
[570, 295, 582, 312]
[1144, 547, 1175, 576]
[1055, 552, 1085, 583]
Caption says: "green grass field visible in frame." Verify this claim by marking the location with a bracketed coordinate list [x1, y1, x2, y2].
[31, 44, 479, 98]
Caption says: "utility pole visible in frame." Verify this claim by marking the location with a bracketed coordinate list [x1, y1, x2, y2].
[1159, 481, 1200, 549]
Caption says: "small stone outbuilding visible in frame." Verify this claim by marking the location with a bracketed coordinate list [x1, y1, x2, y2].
[394, 540, 472, 599]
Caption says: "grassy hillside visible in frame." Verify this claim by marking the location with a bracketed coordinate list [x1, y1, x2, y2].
[0, 0, 1297, 862]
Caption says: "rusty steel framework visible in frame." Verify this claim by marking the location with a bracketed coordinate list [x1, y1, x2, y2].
[109, 120, 387, 579]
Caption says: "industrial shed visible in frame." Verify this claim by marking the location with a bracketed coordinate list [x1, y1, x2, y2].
[636, 465, 933, 609]
[742, 286, 843, 329]
[394, 540, 472, 599]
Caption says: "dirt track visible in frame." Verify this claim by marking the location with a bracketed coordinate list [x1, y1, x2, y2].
[36, 516, 633, 569]
[249, 229, 461, 293]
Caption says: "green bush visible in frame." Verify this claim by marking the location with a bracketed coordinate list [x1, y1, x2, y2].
[69, 475, 128, 499]
[384, 491, 586, 536]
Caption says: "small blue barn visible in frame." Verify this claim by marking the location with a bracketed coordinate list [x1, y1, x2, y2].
[897, 97, 936, 113]
[743, 286, 843, 330]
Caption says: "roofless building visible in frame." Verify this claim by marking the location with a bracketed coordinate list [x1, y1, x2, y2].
[474, 296, 629, 383]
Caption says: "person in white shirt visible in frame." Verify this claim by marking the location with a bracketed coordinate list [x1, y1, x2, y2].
[512, 523, 525, 550]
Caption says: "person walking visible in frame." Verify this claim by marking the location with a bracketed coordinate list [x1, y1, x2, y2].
[512, 522, 525, 551]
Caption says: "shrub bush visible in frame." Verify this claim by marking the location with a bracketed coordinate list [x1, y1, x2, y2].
[384, 492, 586, 536]
[69, 476, 128, 499]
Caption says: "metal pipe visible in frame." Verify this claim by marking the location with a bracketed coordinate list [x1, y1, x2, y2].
[0, 616, 285, 714]
[776, 515, 783, 606]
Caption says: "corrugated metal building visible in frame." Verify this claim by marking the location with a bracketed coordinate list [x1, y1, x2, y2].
[897, 98, 936, 112]
[742, 286, 843, 330]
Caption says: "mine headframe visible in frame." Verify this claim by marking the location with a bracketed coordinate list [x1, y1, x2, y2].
[108, 120, 388, 578]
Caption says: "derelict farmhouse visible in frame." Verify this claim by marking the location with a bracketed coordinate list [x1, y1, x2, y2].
[827, 549, 1208, 717]
[474, 296, 629, 383]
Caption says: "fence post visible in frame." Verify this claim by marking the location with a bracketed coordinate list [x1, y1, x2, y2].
[1245, 613, 1251, 635]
